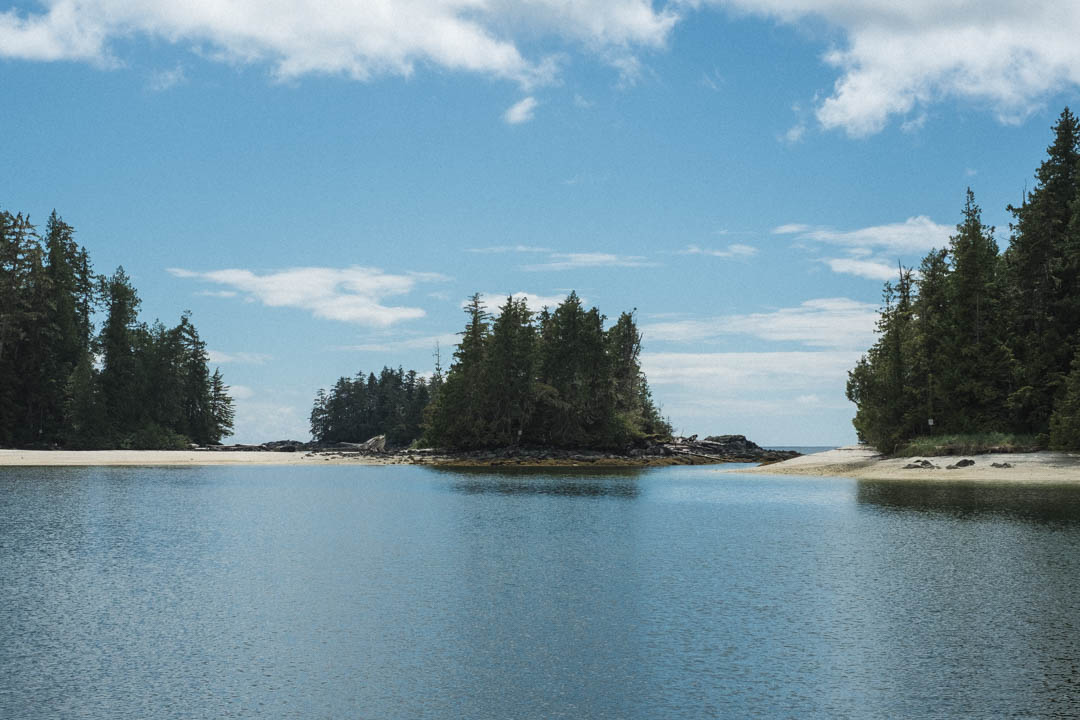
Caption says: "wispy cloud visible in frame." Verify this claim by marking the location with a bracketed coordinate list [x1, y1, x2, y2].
[773, 223, 812, 235]
[679, 243, 757, 258]
[334, 333, 460, 354]
[780, 123, 806, 144]
[207, 350, 271, 365]
[466, 245, 551, 254]
[168, 266, 447, 326]
[504, 96, 538, 124]
[642, 297, 878, 350]
[522, 252, 655, 271]
[228, 384, 255, 400]
[701, 67, 724, 91]
[4, 2, 1080, 136]
[776, 216, 950, 254]
[822, 258, 901, 281]
[642, 351, 862, 392]
[147, 64, 186, 92]
[473, 291, 571, 314]
[775, 216, 950, 280]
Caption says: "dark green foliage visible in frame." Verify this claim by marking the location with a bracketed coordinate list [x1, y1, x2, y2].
[311, 293, 672, 451]
[849, 108, 1080, 451]
[309, 366, 430, 447]
[847, 269, 920, 453]
[1004, 108, 1080, 431]
[0, 207, 234, 449]
[422, 292, 672, 450]
[1050, 347, 1080, 449]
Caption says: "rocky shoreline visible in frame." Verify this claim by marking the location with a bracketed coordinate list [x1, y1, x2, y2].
[199, 434, 799, 467]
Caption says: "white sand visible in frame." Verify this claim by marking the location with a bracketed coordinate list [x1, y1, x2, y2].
[0, 449, 389, 467]
[741, 445, 1080, 483]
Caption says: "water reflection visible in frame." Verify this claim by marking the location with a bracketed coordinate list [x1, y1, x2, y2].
[856, 480, 1080, 524]
[432, 466, 643, 498]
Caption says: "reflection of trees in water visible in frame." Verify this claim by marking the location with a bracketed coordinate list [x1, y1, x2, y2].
[856, 480, 1080, 525]
[431, 466, 643, 499]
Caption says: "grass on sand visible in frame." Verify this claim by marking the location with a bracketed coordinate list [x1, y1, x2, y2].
[894, 432, 1042, 457]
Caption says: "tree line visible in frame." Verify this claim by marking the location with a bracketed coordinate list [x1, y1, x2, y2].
[1, 208, 234, 449]
[310, 292, 672, 450]
[310, 367, 431, 447]
[847, 108, 1080, 452]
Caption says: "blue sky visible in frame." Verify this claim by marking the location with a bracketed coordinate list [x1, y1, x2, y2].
[4, 1, 1080, 444]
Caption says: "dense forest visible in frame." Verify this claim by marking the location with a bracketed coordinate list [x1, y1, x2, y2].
[847, 108, 1080, 453]
[0, 209, 234, 449]
[310, 367, 431, 447]
[311, 292, 672, 450]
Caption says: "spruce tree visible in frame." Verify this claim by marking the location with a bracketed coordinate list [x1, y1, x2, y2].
[1004, 107, 1080, 432]
[99, 267, 143, 444]
[942, 190, 1013, 431]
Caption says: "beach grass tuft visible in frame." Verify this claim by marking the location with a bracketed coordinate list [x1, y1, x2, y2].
[894, 432, 1043, 457]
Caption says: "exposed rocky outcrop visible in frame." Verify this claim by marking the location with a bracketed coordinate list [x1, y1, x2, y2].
[197, 433, 798, 466]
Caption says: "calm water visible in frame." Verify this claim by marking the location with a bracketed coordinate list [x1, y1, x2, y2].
[3, 465, 1080, 719]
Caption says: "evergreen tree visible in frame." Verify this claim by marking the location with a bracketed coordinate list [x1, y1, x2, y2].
[941, 190, 1013, 431]
[64, 352, 107, 448]
[0, 208, 233, 449]
[210, 368, 235, 443]
[177, 313, 214, 445]
[847, 268, 917, 453]
[0, 211, 43, 444]
[486, 296, 536, 446]
[1004, 107, 1080, 432]
[99, 267, 143, 443]
[424, 294, 491, 449]
[1050, 347, 1080, 449]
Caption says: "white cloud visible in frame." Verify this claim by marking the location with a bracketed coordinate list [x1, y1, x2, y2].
[643, 297, 878, 350]
[473, 291, 570, 314]
[773, 223, 811, 235]
[522, 252, 655, 271]
[822, 257, 899, 281]
[679, 243, 757, 258]
[781, 216, 950, 255]
[639, 350, 859, 442]
[0, 0, 677, 88]
[642, 350, 861, 392]
[147, 64, 186, 91]
[335, 332, 460, 353]
[717, 1, 1080, 136]
[207, 350, 271, 365]
[781, 123, 806, 144]
[4, 2, 1079, 136]
[231, 400, 309, 443]
[504, 96, 538, 124]
[228, 384, 255, 400]
[168, 265, 444, 326]
[776, 215, 950, 279]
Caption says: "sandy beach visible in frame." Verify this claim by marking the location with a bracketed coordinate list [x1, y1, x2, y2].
[0, 449, 392, 467]
[744, 445, 1080, 483]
